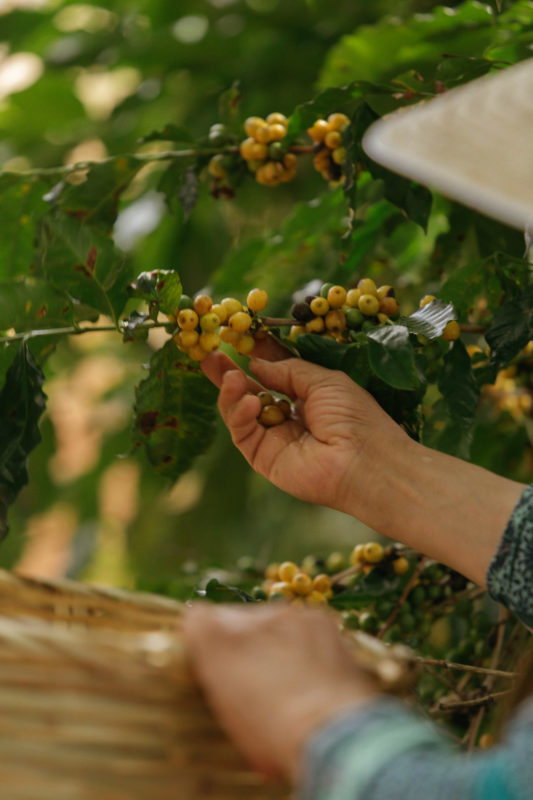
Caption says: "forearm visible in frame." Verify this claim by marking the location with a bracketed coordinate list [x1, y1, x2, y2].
[346, 435, 526, 587]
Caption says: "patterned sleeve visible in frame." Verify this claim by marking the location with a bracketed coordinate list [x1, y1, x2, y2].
[298, 696, 533, 800]
[486, 483, 533, 628]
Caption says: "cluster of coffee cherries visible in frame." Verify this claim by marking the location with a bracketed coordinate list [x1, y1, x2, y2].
[289, 278, 400, 342]
[257, 560, 333, 606]
[349, 541, 410, 576]
[308, 113, 350, 183]
[419, 295, 460, 342]
[173, 288, 268, 362]
[239, 113, 297, 186]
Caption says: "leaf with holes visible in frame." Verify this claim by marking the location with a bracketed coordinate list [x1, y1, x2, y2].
[128, 270, 182, 317]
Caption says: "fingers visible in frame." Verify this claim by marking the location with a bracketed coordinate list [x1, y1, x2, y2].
[201, 350, 262, 393]
[218, 369, 266, 455]
[251, 333, 293, 362]
[249, 356, 335, 402]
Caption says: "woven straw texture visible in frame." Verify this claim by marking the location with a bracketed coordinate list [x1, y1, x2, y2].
[0, 569, 288, 800]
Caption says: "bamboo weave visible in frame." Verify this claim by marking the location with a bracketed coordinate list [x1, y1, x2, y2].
[0, 569, 288, 800]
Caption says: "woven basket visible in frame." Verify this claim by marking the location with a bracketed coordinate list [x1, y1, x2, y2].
[0, 569, 288, 800]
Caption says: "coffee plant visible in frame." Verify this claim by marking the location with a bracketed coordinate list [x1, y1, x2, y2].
[1, 0, 533, 747]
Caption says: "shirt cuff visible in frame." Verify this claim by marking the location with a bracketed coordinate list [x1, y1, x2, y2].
[298, 696, 451, 800]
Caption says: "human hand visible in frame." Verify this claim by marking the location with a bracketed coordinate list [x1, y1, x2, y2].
[182, 602, 380, 782]
[201, 339, 409, 519]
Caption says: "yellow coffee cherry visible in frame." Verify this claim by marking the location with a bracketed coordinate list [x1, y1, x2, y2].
[358, 294, 380, 316]
[419, 294, 436, 307]
[377, 285, 394, 300]
[312, 574, 332, 594]
[254, 124, 271, 144]
[188, 343, 209, 362]
[305, 316, 325, 334]
[324, 130, 342, 149]
[266, 123, 286, 142]
[349, 544, 366, 566]
[265, 563, 280, 580]
[178, 308, 199, 331]
[221, 297, 243, 316]
[306, 590, 328, 606]
[266, 111, 288, 127]
[393, 556, 410, 576]
[479, 733, 495, 749]
[244, 116, 266, 138]
[363, 542, 384, 563]
[332, 147, 346, 165]
[327, 112, 350, 130]
[289, 324, 306, 340]
[269, 581, 294, 600]
[357, 278, 378, 296]
[200, 312, 220, 332]
[208, 155, 227, 178]
[219, 326, 240, 344]
[379, 297, 399, 317]
[327, 285, 347, 308]
[199, 331, 220, 352]
[283, 152, 297, 169]
[211, 303, 228, 324]
[307, 119, 329, 142]
[247, 288, 268, 312]
[466, 344, 483, 357]
[234, 334, 255, 356]
[180, 329, 199, 348]
[325, 309, 346, 333]
[291, 572, 313, 595]
[346, 288, 361, 308]
[310, 297, 330, 316]
[240, 137, 257, 160]
[278, 561, 299, 583]
[442, 320, 460, 341]
[229, 311, 253, 333]
[173, 333, 188, 353]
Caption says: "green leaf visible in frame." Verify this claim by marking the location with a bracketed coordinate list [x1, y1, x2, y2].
[485, 290, 533, 370]
[363, 158, 433, 231]
[0, 173, 52, 279]
[400, 300, 456, 339]
[128, 270, 182, 316]
[199, 578, 255, 604]
[286, 85, 363, 144]
[39, 211, 132, 320]
[439, 259, 500, 319]
[290, 334, 371, 388]
[132, 340, 219, 481]
[0, 343, 46, 541]
[367, 325, 420, 390]
[0, 277, 98, 333]
[122, 310, 150, 343]
[55, 157, 141, 230]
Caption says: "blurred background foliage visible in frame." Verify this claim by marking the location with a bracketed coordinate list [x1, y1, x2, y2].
[1, 0, 532, 592]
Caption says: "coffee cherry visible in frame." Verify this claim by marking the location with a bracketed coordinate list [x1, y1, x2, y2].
[179, 329, 199, 348]
[358, 294, 380, 316]
[289, 324, 306, 340]
[310, 296, 330, 316]
[211, 303, 228, 324]
[325, 309, 346, 333]
[291, 302, 314, 323]
[345, 308, 364, 329]
[178, 294, 195, 310]
[188, 343, 209, 362]
[419, 295, 436, 307]
[229, 311, 252, 333]
[327, 285, 347, 308]
[265, 563, 280, 580]
[221, 297, 243, 316]
[363, 542, 384, 563]
[479, 733, 495, 749]
[240, 137, 257, 160]
[307, 119, 329, 142]
[393, 556, 410, 576]
[178, 308, 199, 331]
[324, 130, 342, 149]
[235, 334, 255, 356]
[349, 544, 366, 566]
[442, 320, 460, 341]
[247, 288, 268, 312]
[199, 331, 220, 352]
[200, 312, 220, 332]
[269, 581, 294, 600]
[219, 326, 240, 344]
[267, 123, 286, 142]
[312, 574, 332, 594]
[275, 398, 291, 418]
[208, 155, 227, 178]
[377, 285, 394, 300]
[266, 112, 288, 127]
[332, 147, 346, 165]
[326, 551, 346, 572]
[254, 124, 271, 144]
[346, 288, 361, 307]
[278, 561, 299, 582]
[259, 404, 286, 427]
[327, 112, 350, 130]
[357, 278, 378, 296]
[244, 116, 266, 138]
[258, 390, 275, 408]
[291, 572, 313, 595]
[377, 313, 389, 324]
[283, 152, 297, 169]
[305, 316, 325, 334]
[306, 590, 327, 606]
[379, 297, 399, 317]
